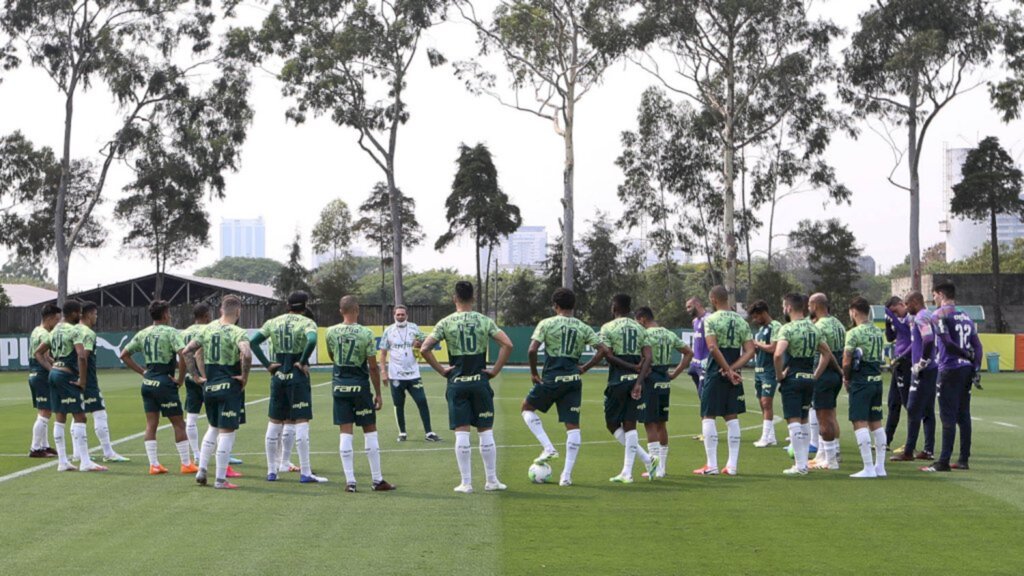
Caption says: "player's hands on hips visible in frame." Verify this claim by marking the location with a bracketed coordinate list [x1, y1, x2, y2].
[531, 373, 542, 385]
[440, 366, 454, 378]
[294, 362, 309, 376]
[483, 368, 498, 379]
[233, 375, 247, 389]
[373, 395, 383, 410]
[843, 378, 850, 391]
[175, 377, 184, 388]
[267, 362, 281, 375]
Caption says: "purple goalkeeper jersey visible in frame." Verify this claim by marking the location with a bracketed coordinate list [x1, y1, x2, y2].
[910, 308, 937, 369]
[933, 304, 982, 372]
[688, 312, 710, 373]
[885, 307, 912, 359]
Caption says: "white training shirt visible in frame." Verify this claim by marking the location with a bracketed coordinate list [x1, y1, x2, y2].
[379, 322, 426, 381]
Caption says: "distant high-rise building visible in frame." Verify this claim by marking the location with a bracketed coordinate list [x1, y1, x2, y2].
[857, 255, 877, 277]
[941, 145, 1024, 261]
[220, 217, 266, 259]
[483, 226, 549, 272]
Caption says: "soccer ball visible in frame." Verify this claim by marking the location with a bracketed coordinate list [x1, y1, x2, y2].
[528, 462, 552, 484]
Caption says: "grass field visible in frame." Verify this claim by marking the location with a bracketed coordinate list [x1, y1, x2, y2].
[1, 368, 1023, 575]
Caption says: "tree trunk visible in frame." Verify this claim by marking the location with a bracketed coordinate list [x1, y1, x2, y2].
[723, 120, 737, 305]
[475, 237, 483, 313]
[561, 99, 576, 291]
[154, 266, 164, 300]
[483, 244, 494, 316]
[908, 88, 922, 292]
[386, 168, 404, 305]
[55, 90, 76, 306]
[740, 146, 751, 292]
[991, 209, 1003, 332]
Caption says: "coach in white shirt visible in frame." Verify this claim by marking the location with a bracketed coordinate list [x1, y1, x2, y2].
[380, 305, 441, 442]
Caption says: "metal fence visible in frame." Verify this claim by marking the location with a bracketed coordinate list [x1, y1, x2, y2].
[0, 303, 436, 333]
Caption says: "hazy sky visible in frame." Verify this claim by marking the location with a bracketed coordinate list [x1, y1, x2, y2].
[2, 0, 1022, 292]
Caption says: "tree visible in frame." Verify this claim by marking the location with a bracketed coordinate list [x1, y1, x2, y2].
[0, 133, 106, 260]
[0, 284, 9, 309]
[841, 0, 1021, 292]
[310, 257, 357, 310]
[789, 219, 863, 322]
[748, 266, 802, 319]
[311, 199, 354, 262]
[495, 268, 545, 326]
[454, 0, 632, 291]
[631, 0, 841, 303]
[0, 256, 53, 288]
[274, 234, 312, 300]
[352, 182, 424, 306]
[578, 215, 643, 325]
[436, 143, 522, 314]
[541, 228, 584, 310]
[240, 0, 446, 306]
[950, 136, 1024, 332]
[195, 257, 284, 286]
[2, 1, 252, 304]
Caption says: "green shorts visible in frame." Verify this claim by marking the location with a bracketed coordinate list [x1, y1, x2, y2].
[141, 376, 182, 417]
[754, 368, 777, 399]
[184, 377, 204, 414]
[813, 371, 843, 410]
[270, 370, 314, 421]
[848, 377, 884, 423]
[525, 375, 582, 425]
[446, 375, 495, 429]
[29, 371, 50, 409]
[83, 384, 106, 413]
[699, 371, 746, 418]
[204, 379, 244, 430]
[333, 380, 376, 427]
[48, 370, 84, 414]
[780, 372, 815, 420]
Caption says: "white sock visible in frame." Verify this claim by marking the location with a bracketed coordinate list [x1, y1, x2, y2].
[365, 431, 383, 483]
[522, 410, 554, 452]
[855, 427, 873, 470]
[789, 422, 807, 470]
[823, 439, 836, 464]
[295, 422, 312, 477]
[622, 429, 639, 476]
[199, 427, 218, 471]
[53, 421, 68, 466]
[659, 444, 669, 475]
[265, 422, 283, 475]
[726, 419, 741, 470]
[185, 413, 200, 459]
[613, 427, 626, 445]
[563, 429, 581, 481]
[340, 433, 355, 484]
[455, 431, 472, 485]
[215, 431, 236, 482]
[761, 419, 774, 442]
[280, 423, 296, 468]
[32, 415, 49, 450]
[809, 409, 819, 447]
[175, 440, 191, 465]
[702, 419, 719, 470]
[145, 440, 160, 466]
[480, 430, 498, 484]
[872, 428, 887, 475]
[647, 441, 659, 464]
[800, 423, 811, 467]
[92, 410, 114, 458]
[71, 422, 92, 467]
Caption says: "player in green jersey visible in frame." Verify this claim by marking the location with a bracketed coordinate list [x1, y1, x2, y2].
[421, 281, 514, 494]
[524, 288, 609, 486]
[180, 303, 213, 465]
[251, 291, 326, 484]
[635, 307, 693, 478]
[809, 293, 845, 471]
[580, 294, 659, 484]
[844, 297, 888, 478]
[73, 302, 129, 464]
[773, 293, 833, 476]
[325, 295, 394, 493]
[27, 304, 61, 458]
[749, 300, 782, 448]
[35, 300, 107, 472]
[121, 300, 194, 475]
[182, 295, 253, 490]
[694, 286, 755, 476]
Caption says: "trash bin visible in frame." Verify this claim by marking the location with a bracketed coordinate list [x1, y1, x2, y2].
[986, 352, 1000, 374]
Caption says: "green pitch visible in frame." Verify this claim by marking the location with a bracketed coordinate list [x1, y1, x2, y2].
[1, 369, 1023, 575]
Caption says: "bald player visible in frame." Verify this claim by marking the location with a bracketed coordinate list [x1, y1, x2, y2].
[685, 297, 711, 442]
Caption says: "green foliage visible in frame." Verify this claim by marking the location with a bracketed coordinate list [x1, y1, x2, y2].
[311, 199, 353, 261]
[352, 182, 424, 269]
[749, 266, 803, 319]
[578, 215, 643, 325]
[310, 258, 356, 309]
[951, 137, 1024, 224]
[634, 262, 692, 328]
[495, 268, 546, 326]
[274, 234, 312, 300]
[789, 219, 862, 320]
[0, 256, 54, 289]
[195, 257, 284, 286]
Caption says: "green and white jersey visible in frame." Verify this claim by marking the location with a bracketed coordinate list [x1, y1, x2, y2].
[531, 315, 600, 379]
[49, 322, 81, 375]
[815, 315, 846, 374]
[754, 320, 783, 371]
[599, 317, 650, 384]
[704, 310, 752, 375]
[845, 323, 886, 380]
[430, 311, 500, 380]
[180, 323, 206, 382]
[325, 323, 377, 385]
[646, 326, 685, 370]
[198, 321, 250, 382]
[380, 322, 427, 380]
[259, 313, 317, 358]
[124, 324, 185, 378]
[776, 318, 822, 373]
[77, 324, 98, 387]
[29, 326, 51, 373]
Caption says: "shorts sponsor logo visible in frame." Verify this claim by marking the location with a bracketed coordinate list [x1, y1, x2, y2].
[478, 411, 494, 418]
[221, 410, 238, 418]
[84, 397, 98, 405]
[277, 372, 294, 381]
[618, 374, 639, 383]
[872, 405, 882, 412]
[553, 374, 581, 383]
[570, 406, 580, 413]
[206, 382, 232, 392]
[142, 379, 162, 387]
[35, 395, 48, 403]
[867, 375, 883, 382]
[292, 401, 310, 409]
[334, 385, 362, 393]
[61, 396, 80, 405]
[453, 374, 482, 384]
[160, 401, 179, 409]
[412, 383, 424, 389]
[355, 408, 374, 416]
[654, 382, 670, 389]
